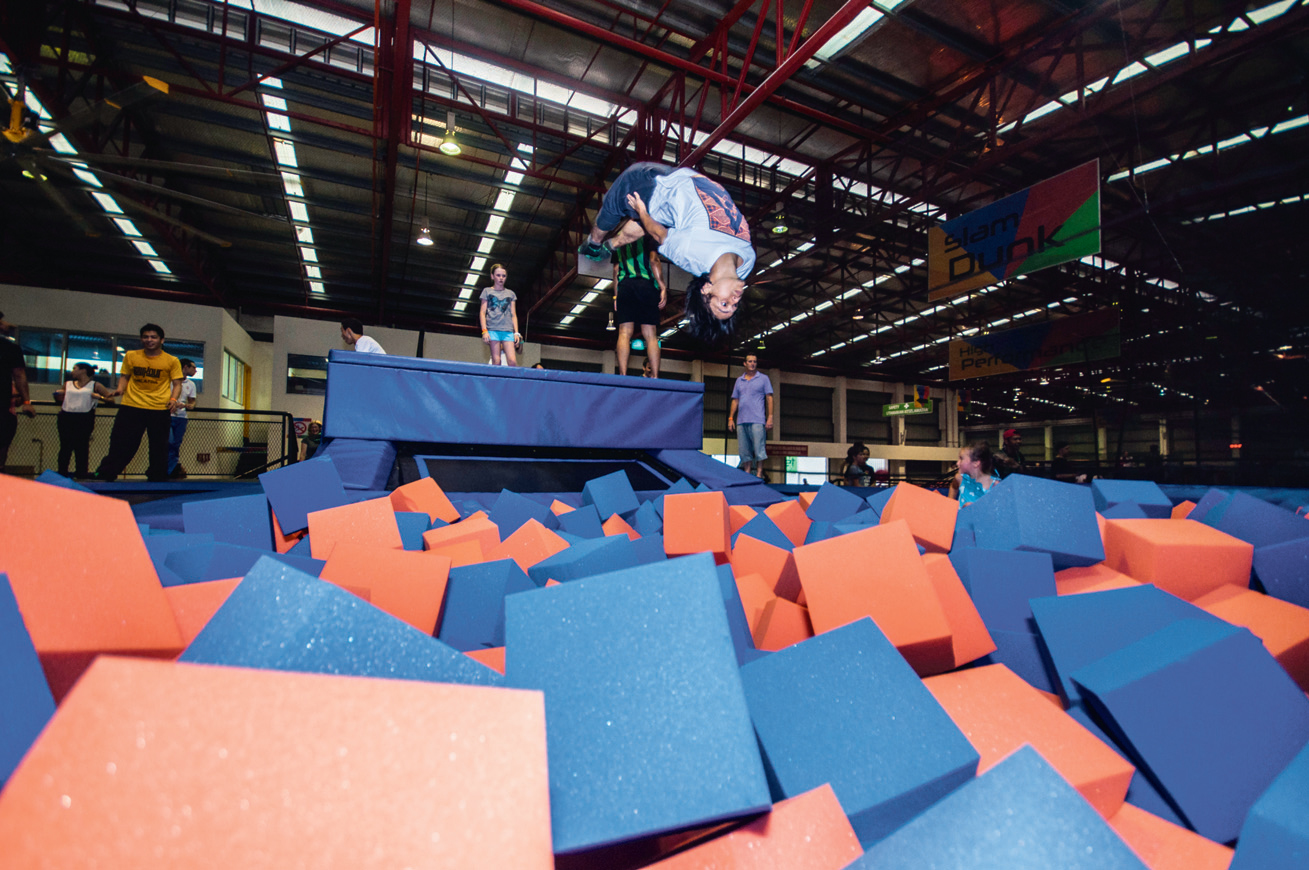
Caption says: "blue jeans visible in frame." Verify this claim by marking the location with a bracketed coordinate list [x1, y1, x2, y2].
[737, 422, 767, 464]
[597, 162, 673, 233]
[167, 416, 188, 473]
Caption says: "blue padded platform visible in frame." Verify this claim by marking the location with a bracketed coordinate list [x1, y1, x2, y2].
[849, 746, 1149, 869]
[0, 573, 55, 788]
[504, 552, 770, 854]
[739, 617, 979, 847]
[324, 351, 703, 449]
[1230, 740, 1309, 870]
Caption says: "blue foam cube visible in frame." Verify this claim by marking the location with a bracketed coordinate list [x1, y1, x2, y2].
[849, 746, 1149, 869]
[0, 573, 55, 788]
[1071, 618, 1309, 843]
[1101, 501, 1150, 519]
[437, 558, 535, 652]
[526, 535, 640, 586]
[652, 477, 695, 518]
[581, 469, 640, 521]
[628, 533, 667, 566]
[182, 493, 274, 550]
[731, 512, 793, 551]
[395, 511, 430, 551]
[163, 542, 324, 585]
[316, 437, 396, 490]
[740, 617, 978, 846]
[180, 557, 501, 687]
[864, 488, 894, 517]
[1199, 491, 1309, 550]
[1230, 740, 1309, 870]
[35, 470, 93, 492]
[1064, 704, 1187, 827]
[948, 548, 1055, 634]
[557, 503, 606, 539]
[1185, 487, 1232, 522]
[505, 553, 771, 854]
[967, 474, 1104, 568]
[716, 563, 766, 667]
[258, 456, 350, 534]
[1091, 479, 1173, 518]
[631, 501, 663, 537]
[805, 483, 868, 523]
[1254, 537, 1309, 607]
[488, 488, 559, 537]
[803, 520, 838, 544]
[144, 532, 216, 586]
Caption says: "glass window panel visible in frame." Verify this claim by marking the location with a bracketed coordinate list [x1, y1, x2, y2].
[15, 328, 64, 385]
[65, 332, 115, 387]
[167, 339, 206, 393]
[286, 352, 328, 396]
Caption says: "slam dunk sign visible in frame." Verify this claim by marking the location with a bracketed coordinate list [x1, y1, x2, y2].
[949, 308, 1120, 380]
[928, 160, 1100, 301]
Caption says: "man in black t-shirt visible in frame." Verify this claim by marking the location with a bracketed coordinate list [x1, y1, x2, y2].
[996, 428, 1027, 476]
[1, 310, 37, 470]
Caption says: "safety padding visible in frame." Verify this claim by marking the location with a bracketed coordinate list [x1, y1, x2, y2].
[258, 456, 350, 534]
[848, 746, 1149, 869]
[1229, 740, 1309, 870]
[180, 556, 501, 687]
[924, 663, 1135, 818]
[1102, 518, 1253, 601]
[0, 475, 185, 701]
[795, 520, 954, 677]
[437, 558, 534, 652]
[641, 785, 862, 870]
[324, 351, 703, 449]
[879, 482, 959, 553]
[740, 618, 978, 847]
[1092, 479, 1174, 518]
[1194, 583, 1309, 692]
[0, 657, 552, 868]
[504, 553, 770, 854]
[967, 473, 1105, 569]
[316, 437, 397, 490]
[0, 573, 55, 789]
[1107, 802, 1235, 870]
[1071, 618, 1309, 843]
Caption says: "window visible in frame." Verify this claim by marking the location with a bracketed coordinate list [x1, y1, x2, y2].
[16, 327, 203, 389]
[16, 328, 65, 385]
[286, 353, 328, 396]
[779, 383, 834, 442]
[166, 339, 206, 393]
[65, 332, 116, 387]
[223, 349, 249, 406]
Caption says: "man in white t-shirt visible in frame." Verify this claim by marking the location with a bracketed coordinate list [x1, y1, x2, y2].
[340, 318, 386, 354]
[167, 358, 198, 477]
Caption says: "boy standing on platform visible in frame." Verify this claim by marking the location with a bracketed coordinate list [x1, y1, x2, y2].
[340, 319, 386, 354]
[96, 323, 183, 483]
[167, 358, 198, 478]
[613, 234, 667, 377]
[728, 354, 773, 479]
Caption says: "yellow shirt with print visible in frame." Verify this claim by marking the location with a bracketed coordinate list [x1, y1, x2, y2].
[121, 349, 183, 411]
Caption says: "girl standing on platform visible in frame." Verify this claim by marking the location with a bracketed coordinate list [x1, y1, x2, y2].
[479, 264, 521, 366]
[53, 363, 115, 478]
[948, 441, 997, 506]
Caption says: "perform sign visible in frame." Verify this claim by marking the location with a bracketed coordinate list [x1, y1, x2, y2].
[928, 160, 1101, 301]
[883, 400, 935, 417]
[949, 309, 1121, 380]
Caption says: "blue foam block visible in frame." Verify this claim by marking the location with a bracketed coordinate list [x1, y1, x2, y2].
[948, 548, 1055, 634]
[257, 456, 350, 534]
[144, 532, 217, 586]
[505, 552, 771, 853]
[950, 525, 977, 551]
[557, 503, 606, 538]
[526, 535, 640, 586]
[1100, 501, 1150, 519]
[316, 437, 396, 490]
[739, 617, 978, 847]
[1064, 704, 1188, 826]
[581, 469, 640, 520]
[163, 542, 325, 585]
[35, 469, 93, 492]
[488, 488, 560, 536]
[1186, 487, 1232, 522]
[286, 535, 313, 557]
[849, 746, 1149, 869]
[395, 511, 430, 551]
[651, 477, 695, 518]
[805, 482, 868, 523]
[716, 563, 766, 667]
[966, 474, 1104, 568]
[1091, 479, 1173, 518]
[1254, 537, 1309, 607]
[628, 533, 667, 566]
[631, 500, 663, 537]
[864, 488, 894, 516]
[1030, 584, 1225, 707]
[180, 556, 501, 687]
[181, 493, 274, 550]
[803, 520, 838, 544]
[977, 627, 1058, 694]
[833, 510, 881, 535]
[731, 512, 793, 551]
[1199, 491, 1309, 549]
[0, 573, 56, 788]
[1230, 740, 1309, 870]
[1071, 618, 1309, 843]
[437, 558, 535, 652]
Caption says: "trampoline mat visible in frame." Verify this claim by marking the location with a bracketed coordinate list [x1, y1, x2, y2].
[417, 455, 671, 493]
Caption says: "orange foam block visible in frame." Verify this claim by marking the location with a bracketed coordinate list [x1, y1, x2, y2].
[1170, 500, 1197, 520]
[879, 482, 958, 553]
[1056, 563, 1143, 596]
[423, 538, 486, 568]
[602, 513, 640, 541]
[734, 572, 777, 638]
[422, 514, 501, 554]
[388, 475, 461, 524]
[0, 475, 184, 701]
[752, 597, 814, 652]
[1107, 802, 1234, 870]
[0, 657, 552, 868]
[307, 496, 404, 560]
[1195, 583, 1309, 692]
[550, 500, 575, 516]
[486, 519, 570, 572]
[731, 533, 802, 602]
[763, 499, 811, 547]
[163, 578, 241, 646]
[1102, 518, 1253, 601]
[793, 519, 954, 676]
[797, 490, 817, 511]
[644, 784, 862, 869]
[663, 491, 730, 558]
[728, 504, 757, 535]
[924, 663, 1135, 818]
[465, 646, 506, 675]
[271, 509, 306, 554]
[922, 553, 996, 668]
[319, 544, 452, 635]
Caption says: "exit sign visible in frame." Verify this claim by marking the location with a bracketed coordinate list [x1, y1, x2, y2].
[883, 400, 935, 417]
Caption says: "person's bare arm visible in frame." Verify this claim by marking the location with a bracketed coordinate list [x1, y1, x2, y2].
[728, 398, 738, 431]
[764, 394, 774, 429]
[651, 251, 667, 309]
[626, 192, 668, 245]
[479, 299, 491, 344]
[511, 300, 521, 346]
[167, 378, 183, 412]
[12, 368, 35, 417]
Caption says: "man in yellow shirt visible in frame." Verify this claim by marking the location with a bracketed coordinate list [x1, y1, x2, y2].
[95, 323, 184, 482]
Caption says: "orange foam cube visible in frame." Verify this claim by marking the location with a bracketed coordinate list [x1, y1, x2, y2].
[465, 646, 506, 675]
[423, 538, 486, 568]
[271, 509, 306, 554]
[1195, 583, 1309, 692]
[731, 533, 802, 602]
[550, 499, 575, 515]
[319, 544, 452, 635]
[1107, 802, 1234, 870]
[793, 519, 953, 676]
[663, 491, 730, 558]
[643, 784, 862, 869]
[602, 513, 640, 541]
[797, 490, 817, 511]
[1170, 500, 1197, 520]
[486, 519, 570, 572]
[879, 482, 958, 553]
[163, 578, 241, 647]
[734, 572, 777, 638]
[422, 514, 501, 554]
[388, 475, 461, 524]
[0, 475, 184, 700]
[924, 663, 1135, 817]
[728, 504, 757, 535]
[0, 657, 553, 868]
[1102, 519, 1253, 601]
[1056, 563, 1142, 596]
[751, 597, 814, 652]
[307, 496, 404, 560]
[763, 499, 811, 547]
[922, 553, 996, 668]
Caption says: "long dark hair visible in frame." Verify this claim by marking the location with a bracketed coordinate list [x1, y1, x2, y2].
[963, 440, 995, 475]
[682, 276, 737, 344]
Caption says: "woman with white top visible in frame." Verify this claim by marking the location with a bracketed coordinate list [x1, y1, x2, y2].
[53, 363, 115, 478]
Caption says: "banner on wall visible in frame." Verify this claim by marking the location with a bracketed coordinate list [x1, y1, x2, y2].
[949, 308, 1120, 380]
[927, 160, 1101, 301]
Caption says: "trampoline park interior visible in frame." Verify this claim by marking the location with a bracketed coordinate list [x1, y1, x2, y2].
[2, 1, 1309, 868]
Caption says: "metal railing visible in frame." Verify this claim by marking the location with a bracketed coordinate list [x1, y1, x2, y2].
[2, 402, 296, 480]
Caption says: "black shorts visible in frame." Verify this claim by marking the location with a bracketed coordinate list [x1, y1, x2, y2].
[616, 277, 661, 326]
